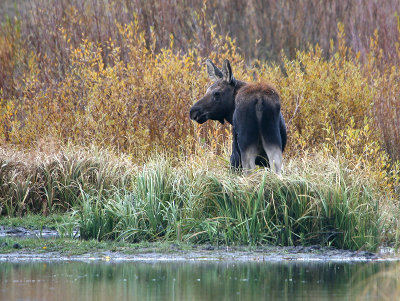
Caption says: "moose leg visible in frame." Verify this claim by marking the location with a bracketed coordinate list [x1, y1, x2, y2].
[258, 112, 283, 175]
[241, 145, 258, 174]
[233, 105, 260, 174]
[230, 130, 241, 169]
[279, 112, 287, 152]
[264, 145, 282, 176]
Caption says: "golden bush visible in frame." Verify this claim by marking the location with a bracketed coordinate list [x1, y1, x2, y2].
[0, 17, 398, 192]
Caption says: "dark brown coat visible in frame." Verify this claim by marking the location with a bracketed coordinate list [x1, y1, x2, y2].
[190, 59, 286, 174]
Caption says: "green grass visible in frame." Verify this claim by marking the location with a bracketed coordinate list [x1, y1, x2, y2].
[0, 214, 68, 229]
[62, 155, 384, 251]
[0, 147, 397, 252]
[0, 237, 195, 256]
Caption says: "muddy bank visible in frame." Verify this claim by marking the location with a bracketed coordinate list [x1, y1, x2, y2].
[1, 244, 399, 264]
[0, 226, 399, 263]
[0, 226, 60, 239]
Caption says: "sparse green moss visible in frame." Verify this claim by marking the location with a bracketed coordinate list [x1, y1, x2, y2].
[0, 237, 196, 256]
[0, 214, 68, 229]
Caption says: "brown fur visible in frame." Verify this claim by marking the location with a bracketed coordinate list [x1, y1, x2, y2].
[190, 59, 287, 174]
[235, 82, 279, 104]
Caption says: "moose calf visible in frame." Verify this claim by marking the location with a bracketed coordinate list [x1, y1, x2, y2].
[189, 59, 287, 175]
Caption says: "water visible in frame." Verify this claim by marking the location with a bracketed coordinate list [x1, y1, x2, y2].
[0, 261, 397, 301]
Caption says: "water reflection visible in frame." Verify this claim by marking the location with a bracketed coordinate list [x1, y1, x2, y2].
[0, 260, 396, 301]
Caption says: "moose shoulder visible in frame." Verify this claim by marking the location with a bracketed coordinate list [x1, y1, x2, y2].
[189, 59, 287, 175]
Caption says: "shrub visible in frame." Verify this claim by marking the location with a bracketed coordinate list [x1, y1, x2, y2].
[0, 0, 399, 250]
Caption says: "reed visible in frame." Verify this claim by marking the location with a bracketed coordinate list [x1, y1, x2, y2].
[0, 0, 399, 250]
[0, 146, 384, 251]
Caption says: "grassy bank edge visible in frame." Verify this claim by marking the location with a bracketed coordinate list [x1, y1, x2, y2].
[0, 235, 197, 256]
[0, 214, 395, 257]
[0, 147, 398, 252]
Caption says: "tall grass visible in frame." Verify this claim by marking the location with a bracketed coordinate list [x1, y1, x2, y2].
[69, 154, 384, 251]
[0, 145, 133, 215]
[0, 1, 399, 251]
[1, 146, 390, 251]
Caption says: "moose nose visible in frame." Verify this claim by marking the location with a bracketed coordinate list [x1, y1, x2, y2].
[189, 106, 199, 121]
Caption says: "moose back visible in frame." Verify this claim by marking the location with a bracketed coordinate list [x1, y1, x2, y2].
[189, 59, 287, 175]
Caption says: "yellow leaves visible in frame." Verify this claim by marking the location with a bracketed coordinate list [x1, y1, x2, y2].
[0, 16, 397, 196]
[337, 22, 347, 59]
[278, 43, 377, 159]
[169, 34, 174, 49]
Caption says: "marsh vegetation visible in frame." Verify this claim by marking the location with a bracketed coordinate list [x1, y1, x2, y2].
[0, 0, 399, 253]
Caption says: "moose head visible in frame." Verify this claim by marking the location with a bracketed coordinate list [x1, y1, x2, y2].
[189, 59, 287, 175]
[189, 59, 239, 125]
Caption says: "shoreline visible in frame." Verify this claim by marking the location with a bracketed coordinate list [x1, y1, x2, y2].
[1, 225, 399, 263]
[1, 244, 399, 263]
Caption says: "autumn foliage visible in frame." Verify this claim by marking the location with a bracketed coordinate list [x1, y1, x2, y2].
[0, 0, 399, 193]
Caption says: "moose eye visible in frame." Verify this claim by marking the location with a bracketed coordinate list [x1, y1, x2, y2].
[213, 91, 221, 100]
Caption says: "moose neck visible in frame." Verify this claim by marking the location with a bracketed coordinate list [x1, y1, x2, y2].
[225, 80, 247, 124]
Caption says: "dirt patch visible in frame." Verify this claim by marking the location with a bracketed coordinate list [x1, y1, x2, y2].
[1, 244, 399, 263]
[0, 226, 399, 263]
[0, 226, 60, 239]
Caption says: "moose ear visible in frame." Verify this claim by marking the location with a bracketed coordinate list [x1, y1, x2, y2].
[222, 59, 235, 84]
[206, 59, 223, 81]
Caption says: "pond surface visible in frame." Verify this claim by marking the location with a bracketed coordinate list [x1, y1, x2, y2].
[0, 260, 397, 301]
